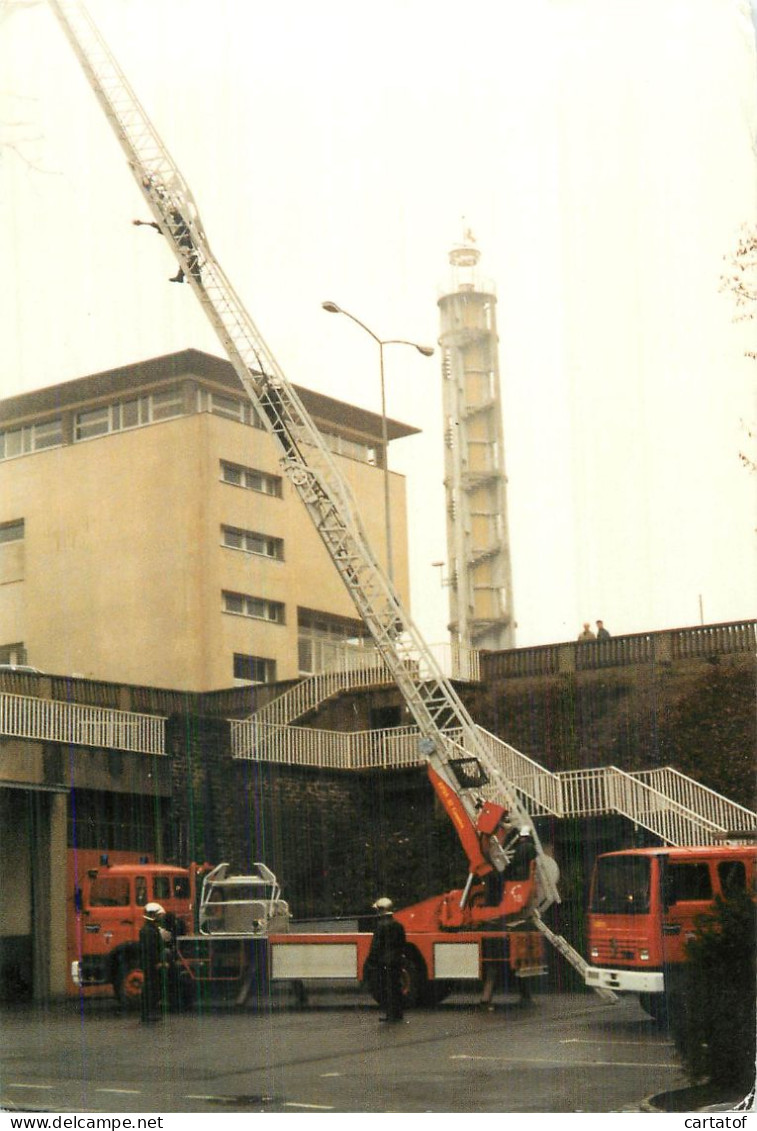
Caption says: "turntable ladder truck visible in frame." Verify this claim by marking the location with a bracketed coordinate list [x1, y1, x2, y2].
[47, 0, 612, 999]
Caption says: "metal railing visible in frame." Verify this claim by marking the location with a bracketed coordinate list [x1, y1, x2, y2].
[2, 686, 753, 845]
[630, 766, 756, 834]
[229, 719, 756, 846]
[247, 640, 480, 728]
[249, 659, 395, 728]
[230, 720, 423, 770]
[0, 692, 165, 755]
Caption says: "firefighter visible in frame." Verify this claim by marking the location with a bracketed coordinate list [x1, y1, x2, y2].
[366, 897, 407, 1023]
[139, 902, 168, 1022]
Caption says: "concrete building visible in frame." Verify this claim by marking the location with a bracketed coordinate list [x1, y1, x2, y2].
[0, 348, 418, 690]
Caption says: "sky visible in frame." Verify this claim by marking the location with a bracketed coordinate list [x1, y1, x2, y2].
[1, 0, 756, 650]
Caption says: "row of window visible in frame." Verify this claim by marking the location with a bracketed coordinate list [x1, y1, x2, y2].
[220, 460, 282, 497]
[223, 591, 284, 623]
[1, 387, 380, 467]
[222, 524, 284, 560]
[0, 386, 265, 460]
[0, 420, 63, 459]
[75, 388, 187, 440]
[0, 520, 24, 544]
[233, 653, 276, 684]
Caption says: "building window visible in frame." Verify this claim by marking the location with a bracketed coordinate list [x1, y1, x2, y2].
[0, 520, 24, 544]
[0, 420, 63, 459]
[75, 406, 111, 441]
[320, 430, 377, 466]
[297, 608, 370, 675]
[149, 387, 185, 421]
[33, 419, 64, 450]
[73, 387, 185, 442]
[222, 525, 284, 560]
[0, 643, 28, 665]
[233, 653, 276, 684]
[220, 461, 282, 498]
[111, 397, 151, 430]
[222, 591, 284, 623]
[208, 393, 244, 421]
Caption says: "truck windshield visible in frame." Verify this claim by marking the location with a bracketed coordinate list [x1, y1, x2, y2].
[89, 876, 130, 907]
[590, 856, 650, 915]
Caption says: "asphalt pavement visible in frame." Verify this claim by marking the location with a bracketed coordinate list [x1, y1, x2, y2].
[0, 988, 689, 1114]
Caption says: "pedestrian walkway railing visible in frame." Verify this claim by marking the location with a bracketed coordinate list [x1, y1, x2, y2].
[0, 692, 165, 755]
[247, 640, 480, 728]
[230, 718, 756, 846]
[628, 766, 756, 836]
[2, 691, 754, 845]
[462, 727, 564, 817]
[230, 721, 426, 771]
[248, 657, 394, 729]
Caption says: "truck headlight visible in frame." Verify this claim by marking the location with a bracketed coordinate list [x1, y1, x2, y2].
[590, 948, 599, 959]
[639, 950, 649, 961]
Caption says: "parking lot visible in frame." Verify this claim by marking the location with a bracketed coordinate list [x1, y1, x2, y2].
[0, 989, 686, 1114]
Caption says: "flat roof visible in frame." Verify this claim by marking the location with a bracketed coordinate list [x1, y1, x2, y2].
[0, 348, 420, 443]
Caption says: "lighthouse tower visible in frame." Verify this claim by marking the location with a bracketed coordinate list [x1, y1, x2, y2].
[437, 234, 515, 652]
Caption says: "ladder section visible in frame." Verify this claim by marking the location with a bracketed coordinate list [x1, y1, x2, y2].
[531, 912, 618, 1003]
[47, 0, 561, 911]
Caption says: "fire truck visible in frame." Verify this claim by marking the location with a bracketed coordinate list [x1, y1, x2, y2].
[70, 823, 547, 1010]
[584, 842, 756, 1022]
[68, 852, 208, 1004]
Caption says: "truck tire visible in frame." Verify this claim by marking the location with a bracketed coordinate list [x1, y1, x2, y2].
[114, 956, 144, 1010]
[366, 949, 428, 1010]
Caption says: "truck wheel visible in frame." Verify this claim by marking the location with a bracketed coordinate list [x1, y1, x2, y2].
[114, 958, 143, 1009]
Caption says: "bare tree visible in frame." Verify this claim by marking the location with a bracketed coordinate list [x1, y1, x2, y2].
[0, 0, 56, 173]
[722, 226, 757, 473]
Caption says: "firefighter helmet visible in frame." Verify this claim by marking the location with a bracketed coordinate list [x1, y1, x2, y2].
[372, 897, 393, 913]
[144, 902, 165, 920]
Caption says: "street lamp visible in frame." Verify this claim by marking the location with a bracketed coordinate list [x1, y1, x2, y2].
[321, 301, 434, 584]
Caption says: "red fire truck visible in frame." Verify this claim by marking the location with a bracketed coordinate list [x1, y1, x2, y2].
[584, 842, 756, 1021]
[70, 851, 546, 1010]
[67, 851, 209, 1004]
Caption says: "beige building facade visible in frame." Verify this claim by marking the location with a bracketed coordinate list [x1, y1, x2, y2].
[0, 349, 417, 690]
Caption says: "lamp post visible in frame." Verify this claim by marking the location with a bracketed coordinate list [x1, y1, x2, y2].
[321, 301, 434, 584]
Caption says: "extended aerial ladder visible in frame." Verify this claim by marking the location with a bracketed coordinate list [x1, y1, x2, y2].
[46, 0, 609, 993]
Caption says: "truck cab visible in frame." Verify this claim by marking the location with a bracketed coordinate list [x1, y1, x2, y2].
[584, 844, 755, 1019]
[71, 860, 199, 1005]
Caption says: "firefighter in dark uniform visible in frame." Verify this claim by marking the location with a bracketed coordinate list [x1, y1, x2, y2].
[366, 896, 407, 1022]
[139, 902, 168, 1022]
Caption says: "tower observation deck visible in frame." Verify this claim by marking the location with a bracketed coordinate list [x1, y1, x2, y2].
[438, 237, 515, 652]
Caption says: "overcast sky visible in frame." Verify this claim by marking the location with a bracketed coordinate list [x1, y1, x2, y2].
[2, 0, 756, 649]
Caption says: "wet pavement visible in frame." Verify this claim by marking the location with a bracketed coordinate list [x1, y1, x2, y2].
[0, 988, 688, 1114]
